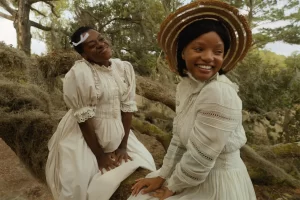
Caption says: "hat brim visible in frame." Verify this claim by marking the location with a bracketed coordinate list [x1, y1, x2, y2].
[157, 0, 252, 73]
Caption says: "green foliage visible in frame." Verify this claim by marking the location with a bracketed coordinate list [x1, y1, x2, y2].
[31, 0, 72, 53]
[34, 0, 300, 112]
[66, 0, 166, 75]
[258, 50, 286, 70]
[222, 0, 300, 46]
[228, 50, 300, 112]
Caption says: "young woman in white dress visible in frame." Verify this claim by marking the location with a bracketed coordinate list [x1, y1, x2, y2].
[129, 0, 256, 199]
[45, 26, 156, 200]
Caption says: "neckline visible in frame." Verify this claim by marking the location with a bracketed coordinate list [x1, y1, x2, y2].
[83, 59, 113, 71]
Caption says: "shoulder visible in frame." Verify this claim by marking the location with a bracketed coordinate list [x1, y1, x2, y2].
[176, 77, 189, 92]
[112, 58, 134, 69]
[65, 60, 90, 78]
[111, 58, 135, 77]
[204, 75, 238, 94]
[64, 60, 93, 85]
[199, 75, 241, 108]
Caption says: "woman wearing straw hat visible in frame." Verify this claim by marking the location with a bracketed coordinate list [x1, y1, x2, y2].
[130, 0, 256, 199]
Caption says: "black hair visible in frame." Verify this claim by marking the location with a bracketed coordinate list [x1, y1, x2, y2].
[176, 19, 231, 77]
[70, 26, 94, 54]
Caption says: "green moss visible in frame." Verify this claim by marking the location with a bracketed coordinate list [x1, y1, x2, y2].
[132, 117, 172, 151]
[0, 111, 57, 182]
[245, 131, 255, 144]
[271, 143, 300, 157]
[111, 168, 150, 200]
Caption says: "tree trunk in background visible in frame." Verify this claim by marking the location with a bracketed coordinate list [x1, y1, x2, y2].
[17, 0, 31, 55]
[136, 75, 176, 111]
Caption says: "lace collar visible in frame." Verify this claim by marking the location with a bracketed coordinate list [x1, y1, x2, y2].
[82, 59, 113, 72]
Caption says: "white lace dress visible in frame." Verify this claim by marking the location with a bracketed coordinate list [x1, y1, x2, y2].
[45, 59, 156, 200]
[128, 74, 256, 200]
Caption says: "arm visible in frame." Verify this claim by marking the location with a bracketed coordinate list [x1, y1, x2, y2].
[63, 62, 118, 172]
[79, 119, 118, 173]
[159, 82, 186, 179]
[120, 111, 133, 149]
[159, 131, 186, 179]
[131, 130, 186, 196]
[115, 61, 137, 162]
[166, 84, 242, 193]
[131, 82, 185, 196]
[79, 119, 104, 157]
[114, 111, 133, 163]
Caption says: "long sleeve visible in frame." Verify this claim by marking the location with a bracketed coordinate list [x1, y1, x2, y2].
[159, 130, 186, 179]
[166, 81, 242, 192]
[63, 61, 98, 123]
[158, 82, 187, 179]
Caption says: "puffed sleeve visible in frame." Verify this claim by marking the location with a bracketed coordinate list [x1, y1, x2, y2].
[166, 81, 242, 192]
[120, 61, 138, 112]
[63, 61, 98, 123]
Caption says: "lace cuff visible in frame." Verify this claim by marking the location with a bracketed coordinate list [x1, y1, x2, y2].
[121, 101, 138, 112]
[74, 106, 96, 123]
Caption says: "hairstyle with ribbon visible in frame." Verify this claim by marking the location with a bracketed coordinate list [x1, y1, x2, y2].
[70, 26, 94, 54]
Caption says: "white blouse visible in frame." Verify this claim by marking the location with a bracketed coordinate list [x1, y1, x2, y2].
[63, 58, 138, 123]
[158, 73, 247, 192]
[62, 58, 138, 152]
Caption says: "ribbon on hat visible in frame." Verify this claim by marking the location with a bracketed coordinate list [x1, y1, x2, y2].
[72, 33, 90, 46]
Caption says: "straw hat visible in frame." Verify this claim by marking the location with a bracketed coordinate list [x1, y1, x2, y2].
[157, 0, 252, 73]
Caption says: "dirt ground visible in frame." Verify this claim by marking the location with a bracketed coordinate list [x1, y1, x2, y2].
[1, 137, 300, 200]
[0, 138, 53, 200]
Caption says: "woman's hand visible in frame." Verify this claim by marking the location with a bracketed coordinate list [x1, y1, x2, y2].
[96, 154, 119, 174]
[151, 187, 174, 200]
[131, 176, 165, 196]
[114, 148, 132, 164]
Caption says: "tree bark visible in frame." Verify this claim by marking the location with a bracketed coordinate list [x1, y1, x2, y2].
[136, 75, 175, 111]
[132, 117, 172, 151]
[241, 145, 300, 188]
[17, 0, 31, 55]
[0, 0, 68, 55]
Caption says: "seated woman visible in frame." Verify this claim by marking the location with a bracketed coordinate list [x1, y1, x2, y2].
[129, 0, 256, 200]
[45, 26, 156, 200]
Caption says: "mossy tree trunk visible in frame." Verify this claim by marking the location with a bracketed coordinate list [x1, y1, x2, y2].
[16, 0, 31, 55]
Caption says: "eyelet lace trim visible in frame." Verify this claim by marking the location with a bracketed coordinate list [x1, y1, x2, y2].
[121, 103, 138, 113]
[170, 140, 186, 152]
[199, 110, 236, 122]
[181, 168, 200, 180]
[191, 141, 213, 161]
[83, 60, 102, 99]
[74, 106, 96, 123]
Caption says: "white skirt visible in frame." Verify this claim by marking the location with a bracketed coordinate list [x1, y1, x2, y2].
[46, 110, 156, 200]
[128, 151, 256, 200]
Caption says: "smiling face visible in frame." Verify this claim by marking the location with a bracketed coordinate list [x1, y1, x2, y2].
[181, 31, 225, 81]
[81, 29, 112, 66]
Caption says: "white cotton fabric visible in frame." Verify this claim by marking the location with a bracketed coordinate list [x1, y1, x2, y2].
[45, 59, 156, 200]
[128, 74, 256, 200]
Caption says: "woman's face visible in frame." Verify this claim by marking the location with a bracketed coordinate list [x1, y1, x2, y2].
[81, 29, 112, 66]
[182, 31, 224, 81]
